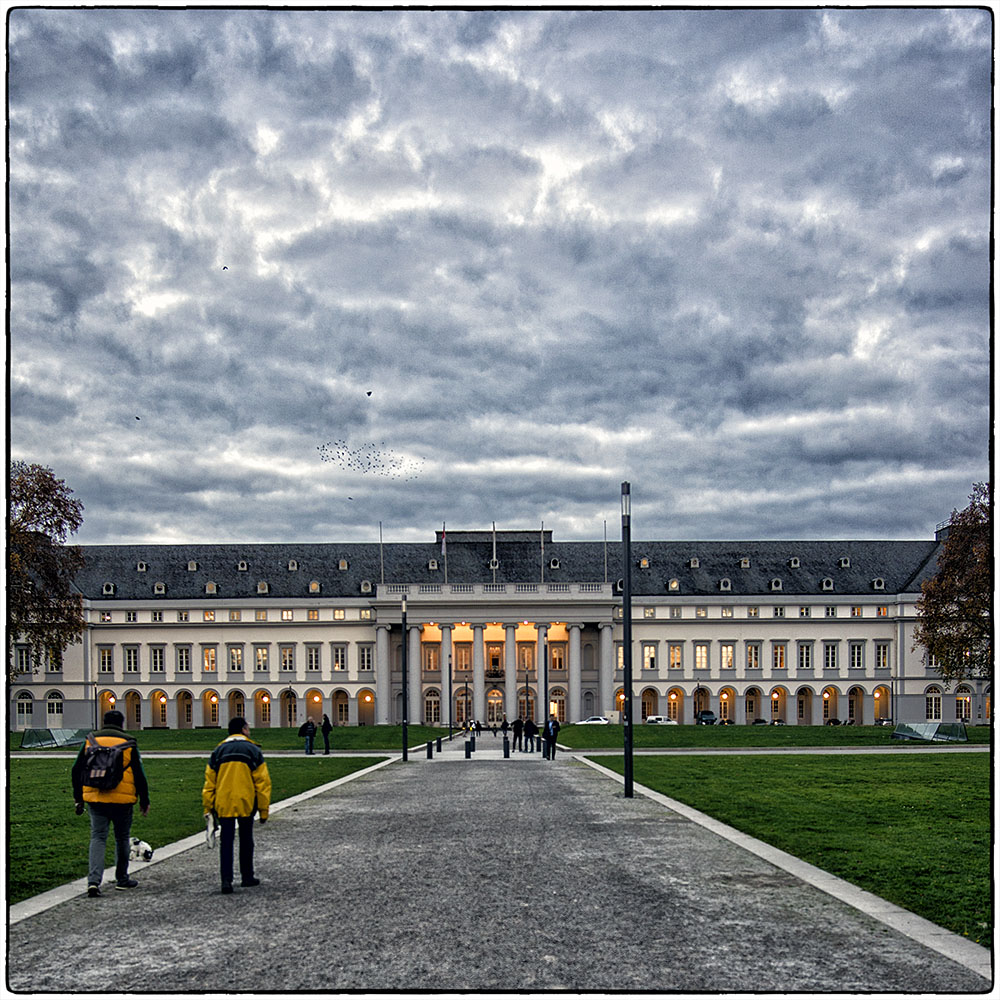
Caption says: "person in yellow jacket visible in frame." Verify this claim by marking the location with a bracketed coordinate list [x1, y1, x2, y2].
[71, 709, 150, 897]
[202, 717, 271, 894]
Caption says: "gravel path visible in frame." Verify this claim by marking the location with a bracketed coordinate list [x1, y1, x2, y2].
[7, 747, 991, 993]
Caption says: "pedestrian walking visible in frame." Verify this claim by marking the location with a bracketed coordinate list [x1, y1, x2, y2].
[321, 714, 333, 754]
[299, 717, 317, 754]
[511, 716, 523, 752]
[524, 717, 538, 752]
[501, 716, 509, 739]
[202, 717, 271, 895]
[544, 714, 561, 759]
[71, 709, 150, 897]
[475, 720, 482, 737]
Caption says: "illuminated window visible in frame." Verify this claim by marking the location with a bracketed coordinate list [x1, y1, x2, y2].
[746, 643, 760, 670]
[721, 607, 733, 618]
[360, 609, 373, 620]
[643, 607, 656, 619]
[256, 610, 268, 622]
[101, 612, 112, 623]
[334, 609, 346, 620]
[204, 610, 215, 622]
[772, 643, 786, 670]
[254, 646, 269, 671]
[423, 644, 441, 672]
[719, 643, 734, 670]
[876, 606, 889, 618]
[851, 606, 863, 618]
[875, 641, 890, 669]
[747, 607, 759, 618]
[202, 647, 217, 672]
[694, 643, 709, 671]
[228, 646, 243, 672]
[695, 607, 707, 618]
[799, 607, 811, 618]
[280, 646, 295, 671]
[333, 645, 347, 671]
[308, 609, 319, 621]
[229, 610, 242, 622]
[642, 644, 657, 671]
[669, 643, 683, 669]
[281, 609, 294, 621]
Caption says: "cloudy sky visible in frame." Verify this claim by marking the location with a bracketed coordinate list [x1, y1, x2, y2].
[8, 7, 991, 546]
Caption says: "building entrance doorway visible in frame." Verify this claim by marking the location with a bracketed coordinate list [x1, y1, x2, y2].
[486, 689, 504, 725]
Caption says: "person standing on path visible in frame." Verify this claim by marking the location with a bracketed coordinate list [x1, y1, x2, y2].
[202, 717, 271, 895]
[501, 716, 509, 740]
[511, 716, 523, 752]
[300, 717, 317, 755]
[321, 714, 333, 754]
[71, 709, 150, 897]
[544, 714, 561, 759]
[524, 717, 538, 752]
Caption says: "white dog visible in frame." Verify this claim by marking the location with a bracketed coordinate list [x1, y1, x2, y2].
[129, 838, 154, 862]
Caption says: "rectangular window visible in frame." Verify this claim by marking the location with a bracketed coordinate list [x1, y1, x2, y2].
[229, 610, 242, 622]
[280, 646, 295, 671]
[333, 645, 347, 671]
[15, 646, 32, 674]
[456, 644, 472, 672]
[773, 607, 785, 618]
[825, 606, 837, 618]
[824, 643, 838, 671]
[306, 646, 321, 671]
[204, 610, 216, 622]
[799, 607, 811, 618]
[746, 643, 760, 670]
[150, 647, 165, 672]
[126, 611, 137, 623]
[925, 691, 942, 721]
[177, 610, 189, 622]
[124, 647, 139, 673]
[720, 643, 734, 670]
[616, 644, 624, 670]
[308, 609, 319, 621]
[334, 609, 346, 620]
[851, 606, 863, 618]
[798, 643, 812, 671]
[669, 643, 682, 670]
[360, 609, 373, 620]
[849, 642, 864, 671]
[747, 607, 759, 618]
[202, 647, 217, 672]
[695, 607, 707, 619]
[228, 645, 243, 672]
[876, 606, 889, 618]
[151, 610, 163, 623]
[550, 645, 566, 671]
[518, 644, 535, 672]
[359, 645, 374, 672]
[256, 610, 267, 622]
[721, 607, 733, 618]
[99, 647, 113, 673]
[100, 612, 112, 623]
[694, 643, 709, 671]
[669, 607, 682, 619]
[773, 643, 786, 670]
[421, 644, 440, 673]
[281, 609, 294, 621]
[254, 646, 269, 671]
[643, 607, 656, 619]
[875, 641, 890, 669]
[176, 646, 191, 672]
[642, 644, 656, 671]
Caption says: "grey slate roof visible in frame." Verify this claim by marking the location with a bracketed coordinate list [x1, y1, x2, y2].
[74, 532, 943, 601]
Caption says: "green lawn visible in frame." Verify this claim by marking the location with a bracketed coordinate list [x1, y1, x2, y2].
[15, 724, 454, 753]
[596, 752, 991, 946]
[560, 723, 991, 750]
[8, 756, 385, 904]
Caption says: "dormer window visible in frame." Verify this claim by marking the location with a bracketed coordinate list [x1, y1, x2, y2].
[154, 582, 166, 595]
[428, 559, 439, 571]
[873, 578, 885, 591]
[360, 580, 373, 594]
[338, 559, 349, 571]
[667, 579, 680, 592]
[789, 557, 800, 569]
[770, 578, 783, 591]
[839, 557, 851, 568]
[639, 557, 650, 569]
[550, 558, 560, 570]
[489, 558, 499, 570]
[238, 560, 248, 571]
[288, 560, 298, 571]
[740, 557, 751, 569]
[309, 580, 321, 594]
[257, 581, 269, 594]
[187, 561, 198, 572]
[136, 562, 147, 572]
[821, 578, 834, 591]
[689, 558, 700, 569]
[205, 582, 218, 595]
[719, 578, 732, 591]
[102, 582, 115, 596]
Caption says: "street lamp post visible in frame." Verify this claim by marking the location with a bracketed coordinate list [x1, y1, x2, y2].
[447, 650, 453, 740]
[401, 597, 408, 761]
[621, 481, 634, 798]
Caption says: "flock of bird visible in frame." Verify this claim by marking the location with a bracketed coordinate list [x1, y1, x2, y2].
[318, 439, 425, 482]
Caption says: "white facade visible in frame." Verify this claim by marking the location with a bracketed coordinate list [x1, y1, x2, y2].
[9, 529, 990, 731]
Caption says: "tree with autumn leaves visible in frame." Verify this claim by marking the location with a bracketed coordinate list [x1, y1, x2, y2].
[8, 462, 86, 682]
[914, 482, 992, 684]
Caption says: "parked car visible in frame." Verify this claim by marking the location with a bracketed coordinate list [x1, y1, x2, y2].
[752, 718, 769, 725]
[644, 715, 676, 725]
[577, 715, 610, 725]
[694, 710, 717, 725]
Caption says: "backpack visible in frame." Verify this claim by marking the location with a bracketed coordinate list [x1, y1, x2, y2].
[82, 734, 136, 790]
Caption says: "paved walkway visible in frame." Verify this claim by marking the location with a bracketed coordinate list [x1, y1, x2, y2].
[7, 741, 992, 993]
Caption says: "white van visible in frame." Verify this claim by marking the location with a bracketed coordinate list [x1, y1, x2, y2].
[644, 715, 676, 725]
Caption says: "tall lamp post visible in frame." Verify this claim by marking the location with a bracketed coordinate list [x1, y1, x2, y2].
[401, 597, 408, 761]
[447, 650, 453, 740]
[621, 481, 634, 798]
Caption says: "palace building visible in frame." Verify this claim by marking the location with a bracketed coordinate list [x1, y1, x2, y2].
[9, 526, 989, 732]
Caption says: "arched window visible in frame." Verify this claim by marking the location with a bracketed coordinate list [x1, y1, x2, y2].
[424, 689, 441, 725]
[925, 686, 942, 721]
[16, 692, 33, 729]
[955, 686, 972, 722]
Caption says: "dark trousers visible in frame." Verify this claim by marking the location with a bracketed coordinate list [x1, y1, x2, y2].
[546, 737, 557, 758]
[219, 815, 255, 886]
[513, 733, 522, 751]
[322, 732, 330, 754]
[87, 802, 133, 885]
[524, 734, 535, 751]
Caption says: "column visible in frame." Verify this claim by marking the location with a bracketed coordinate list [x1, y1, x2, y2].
[472, 625, 486, 723]
[440, 624, 453, 728]
[504, 624, 517, 721]
[409, 624, 422, 725]
[535, 623, 548, 723]
[166, 698, 178, 730]
[568, 623, 583, 723]
[375, 624, 391, 725]
[191, 696, 205, 729]
[599, 623, 614, 717]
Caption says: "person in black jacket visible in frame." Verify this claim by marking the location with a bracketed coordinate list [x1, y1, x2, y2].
[544, 714, 561, 759]
[523, 717, 538, 752]
[300, 717, 317, 755]
[511, 716, 523, 752]
[321, 714, 333, 754]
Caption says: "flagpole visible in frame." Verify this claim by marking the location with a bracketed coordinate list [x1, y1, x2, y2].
[379, 521, 385, 586]
[442, 521, 448, 585]
[540, 521, 545, 584]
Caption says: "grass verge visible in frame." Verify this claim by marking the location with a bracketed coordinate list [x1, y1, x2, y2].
[8, 756, 385, 904]
[595, 752, 991, 946]
[560, 723, 991, 750]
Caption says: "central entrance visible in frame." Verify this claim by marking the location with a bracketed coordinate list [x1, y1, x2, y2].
[486, 688, 504, 725]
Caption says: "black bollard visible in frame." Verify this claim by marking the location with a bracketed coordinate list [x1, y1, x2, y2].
[470, 736, 476, 752]
[436, 737, 442, 752]
[464, 740, 471, 759]
[426, 741, 433, 759]
[503, 737, 510, 758]
[542, 740, 549, 760]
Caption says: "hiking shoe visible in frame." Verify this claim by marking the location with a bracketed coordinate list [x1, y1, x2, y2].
[240, 877, 260, 887]
[221, 883, 233, 894]
[115, 878, 139, 890]
[87, 885, 101, 898]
